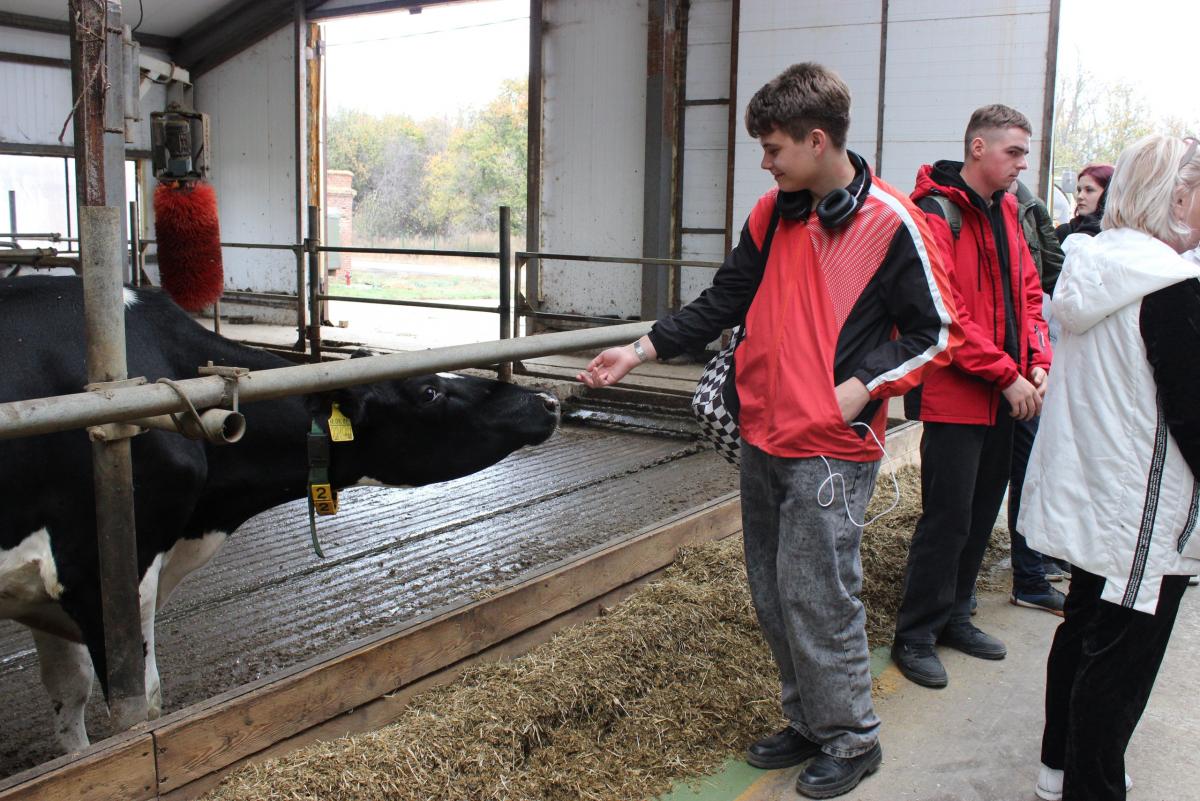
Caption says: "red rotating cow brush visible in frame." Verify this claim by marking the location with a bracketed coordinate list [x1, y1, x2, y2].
[154, 180, 223, 312]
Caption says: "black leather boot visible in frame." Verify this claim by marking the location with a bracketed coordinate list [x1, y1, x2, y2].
[745, 726, 821, 769]
[795, 742, 882, 799]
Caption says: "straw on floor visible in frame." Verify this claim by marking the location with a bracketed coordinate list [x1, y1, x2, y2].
[203, 465, 1008, 801]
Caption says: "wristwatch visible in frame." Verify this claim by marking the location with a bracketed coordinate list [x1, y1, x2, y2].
[632, 339, 649, 363]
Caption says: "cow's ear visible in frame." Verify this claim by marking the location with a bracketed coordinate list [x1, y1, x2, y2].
[306, 386, 371, 427]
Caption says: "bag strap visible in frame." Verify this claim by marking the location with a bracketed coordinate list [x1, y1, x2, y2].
[761, 202, 782, 263]
[929, 194, 962, 240]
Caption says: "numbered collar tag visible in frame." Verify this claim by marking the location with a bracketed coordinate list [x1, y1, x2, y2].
[310, 482, 339, 515]
[328, 403, 354, 442]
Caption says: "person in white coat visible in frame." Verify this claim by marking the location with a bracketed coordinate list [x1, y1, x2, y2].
[1019, 133, 1200, 801]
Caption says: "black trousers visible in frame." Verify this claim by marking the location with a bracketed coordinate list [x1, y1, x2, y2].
[1041, 567, 1189, 801]
[894, 416, 1014, 644]
[1009, 415, 1052, 594]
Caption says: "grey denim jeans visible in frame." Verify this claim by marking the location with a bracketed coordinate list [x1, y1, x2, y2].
[740, 439, 881, 758]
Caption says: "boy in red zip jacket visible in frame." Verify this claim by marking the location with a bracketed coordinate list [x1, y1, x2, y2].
[580, 63, 961, 798]
[892, 104, 1053, 689]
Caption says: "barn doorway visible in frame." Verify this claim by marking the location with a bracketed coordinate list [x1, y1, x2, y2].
[318, 0, 530, 350]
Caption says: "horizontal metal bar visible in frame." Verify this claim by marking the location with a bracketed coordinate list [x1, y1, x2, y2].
[141, 239, 302, 253]
[316, 294, 501, 314]
[525, 311, 641, 327]
[0, 233, 74, 241]
[683, 98, 729, 106]
[0, 322, 653, 441]
[680, 227, 726, 235]
[0, 51, 70, 69]
[315, 245, 499, 259]
[220, 289, 301, 303]
[0, 141, 152, 160]
[515, 251, 721, 269]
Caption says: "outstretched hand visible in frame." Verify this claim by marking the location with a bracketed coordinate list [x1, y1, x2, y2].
[577, 345, 641, 388]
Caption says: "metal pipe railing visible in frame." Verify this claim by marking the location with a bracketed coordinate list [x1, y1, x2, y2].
[0, 321, 652, 442]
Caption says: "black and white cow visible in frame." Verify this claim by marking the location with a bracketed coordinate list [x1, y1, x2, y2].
[0, 275, 559, 753]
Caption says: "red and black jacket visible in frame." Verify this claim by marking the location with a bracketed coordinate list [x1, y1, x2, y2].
[649, 159, 962, 462]
[906, 161, 1052, 425]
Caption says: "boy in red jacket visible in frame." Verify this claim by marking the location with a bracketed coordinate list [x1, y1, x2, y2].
[580, 63, 961, 798]
[892, 104, 1052, 688]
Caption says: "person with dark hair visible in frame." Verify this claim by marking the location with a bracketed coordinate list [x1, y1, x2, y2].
[892, 104, 1053, 688]
[579, 62, 961, 798]
[1055, 163, 1114, 243]
[1022, 134, 1200, 801]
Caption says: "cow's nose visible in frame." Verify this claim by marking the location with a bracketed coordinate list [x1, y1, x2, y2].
[540, 393, 559, 414]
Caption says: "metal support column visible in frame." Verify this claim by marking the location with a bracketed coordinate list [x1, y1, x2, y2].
[498, 206, 512, 382]
[69, 0, 147, 732]
[294, 0, 308, 352]
[524, 0, 544, 333]
[641, 0, 683, 322]
[306, 204, 322, 362]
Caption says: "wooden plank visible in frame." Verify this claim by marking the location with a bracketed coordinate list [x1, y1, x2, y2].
[159, 556, 688, 801]
[151, 494, 742, 792]
[0, 732, 155, 801]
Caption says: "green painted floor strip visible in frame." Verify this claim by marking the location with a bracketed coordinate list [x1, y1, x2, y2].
[658, 758, 765, 801]
[656, 645, 895, 800]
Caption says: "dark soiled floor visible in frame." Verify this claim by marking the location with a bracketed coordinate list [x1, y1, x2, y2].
[0, 423, 738, 778]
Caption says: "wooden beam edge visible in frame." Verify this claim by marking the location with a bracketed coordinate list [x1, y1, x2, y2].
[151, 494, 742, 791]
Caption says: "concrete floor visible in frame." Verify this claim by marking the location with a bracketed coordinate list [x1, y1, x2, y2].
[669, 584, 1200, 801]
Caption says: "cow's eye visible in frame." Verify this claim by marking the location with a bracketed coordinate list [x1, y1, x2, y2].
[421, 386, 440, 404]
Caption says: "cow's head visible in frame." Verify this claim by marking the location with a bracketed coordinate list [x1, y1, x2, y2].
[313, 369, 560, 487]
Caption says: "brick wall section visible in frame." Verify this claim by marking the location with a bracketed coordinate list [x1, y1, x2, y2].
[326, 169, 356, 276]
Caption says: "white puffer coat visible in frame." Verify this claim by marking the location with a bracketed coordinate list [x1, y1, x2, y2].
[1019, 227, 1200, 614]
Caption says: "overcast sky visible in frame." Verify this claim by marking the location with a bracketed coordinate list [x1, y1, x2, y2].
[1058, 0, 1198, 126]
[323, 0, 529, 121]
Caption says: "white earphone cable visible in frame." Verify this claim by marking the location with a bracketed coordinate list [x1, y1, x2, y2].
[816, 422, 900, 528]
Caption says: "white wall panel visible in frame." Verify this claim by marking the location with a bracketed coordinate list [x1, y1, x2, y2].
[879, 6, 1051, 194]
[0, 28, 166, 152]
[540, 0, 647, 320]
[195, 26, 300, 315]
[733, 5, 883, 231]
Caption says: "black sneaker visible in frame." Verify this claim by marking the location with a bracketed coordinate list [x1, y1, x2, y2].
[892, 641, 948, 688]
[795, 742, 883, 799]
[745, 726, 821, 769]
[1011, 587, 1066, 616]
[938, 621, 1007, 659]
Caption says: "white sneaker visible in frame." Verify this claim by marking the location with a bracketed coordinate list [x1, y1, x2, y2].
[1035, 764, 1132, 800]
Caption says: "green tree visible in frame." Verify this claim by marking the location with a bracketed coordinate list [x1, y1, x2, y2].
[1052, 65, 1199, 181]
[424, 78, 528, 236]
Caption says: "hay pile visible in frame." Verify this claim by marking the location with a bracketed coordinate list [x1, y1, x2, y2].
[204, 465, 1007, 801]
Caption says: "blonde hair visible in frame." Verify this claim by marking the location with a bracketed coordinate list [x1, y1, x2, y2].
[1103, 134, 1200, 248]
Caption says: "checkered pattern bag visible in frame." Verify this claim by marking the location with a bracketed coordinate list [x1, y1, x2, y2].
[691, 325, 746, 465]
[687, 203, 779, 466]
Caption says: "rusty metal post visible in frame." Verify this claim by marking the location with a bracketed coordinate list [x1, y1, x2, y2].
[294, 0, 308, 353]
[7, 190, 16, 247]
[498, 206, 512, 382]
[70, 0, 148, 733]
[306, 204, 322, 362]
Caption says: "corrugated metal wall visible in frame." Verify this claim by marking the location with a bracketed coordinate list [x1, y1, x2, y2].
[538, 0, 649, 320]
[679, 0, 732, 306]
[195, 25, 302, 317]
[0, 29, 165, 153]
[538, 0, 1054, 321]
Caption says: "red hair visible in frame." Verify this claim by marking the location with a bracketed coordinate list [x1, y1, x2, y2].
[1078, 163, 1114, 189]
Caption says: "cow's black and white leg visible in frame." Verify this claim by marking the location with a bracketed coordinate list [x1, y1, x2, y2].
[139, 553, 163, 719]
[31, 630, 94, 753]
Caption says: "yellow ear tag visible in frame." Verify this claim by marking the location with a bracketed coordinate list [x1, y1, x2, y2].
[328, 403, 355, 442]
